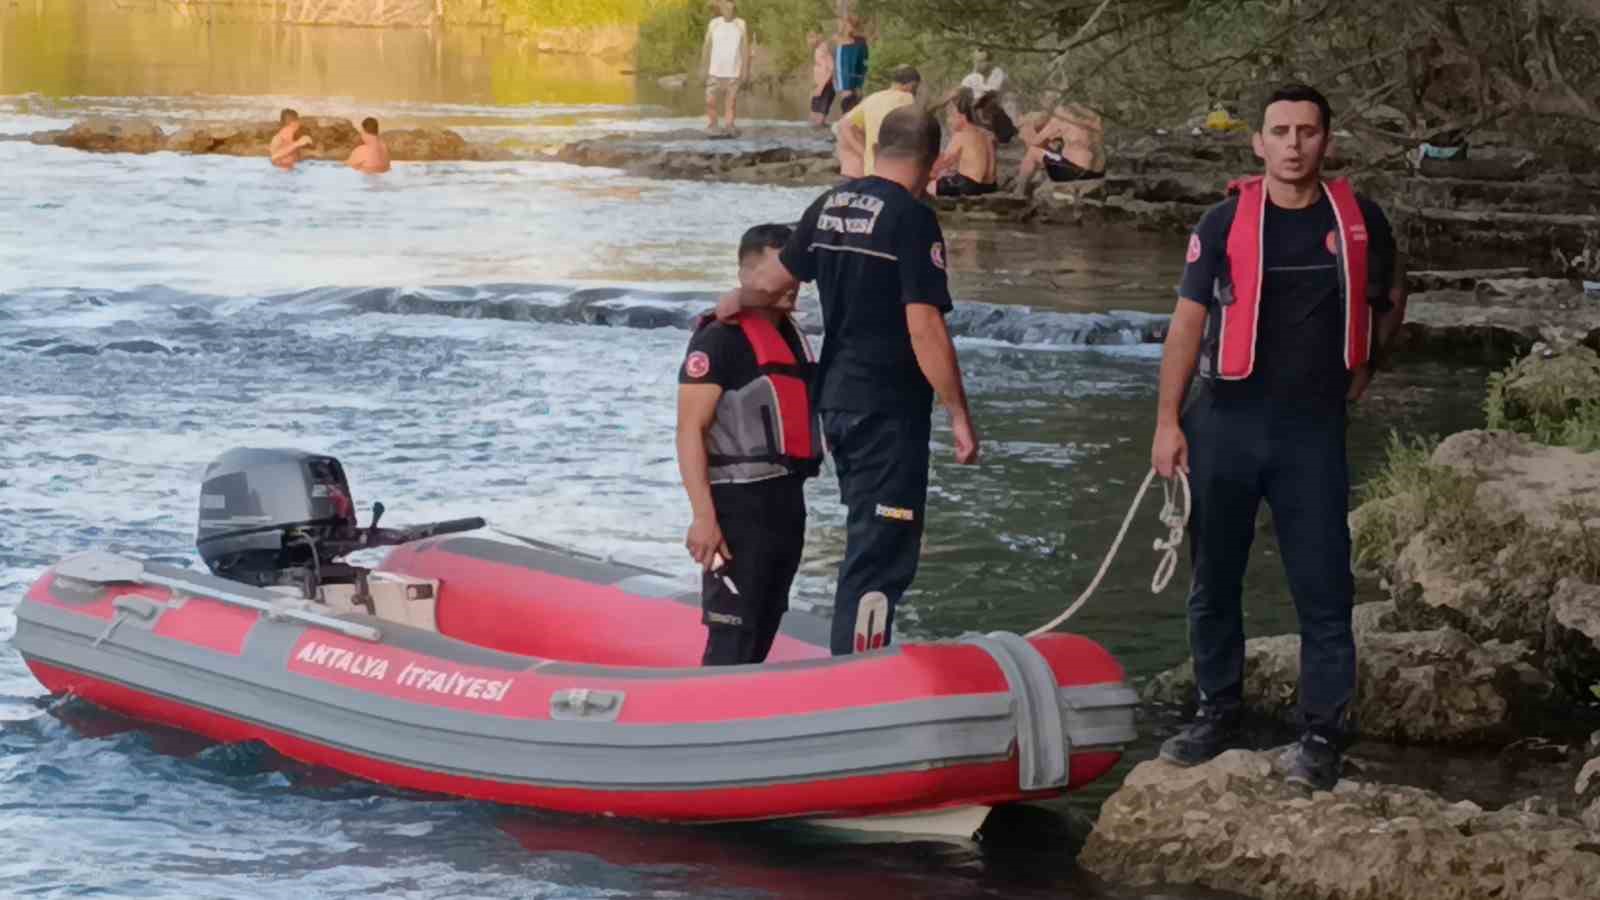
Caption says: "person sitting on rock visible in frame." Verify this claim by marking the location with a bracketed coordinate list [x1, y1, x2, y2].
[269, 109, 314, 170]
[928, 90, 997, 197]
[1015, 97, 1105, 193]
[345, 117, 391, 174]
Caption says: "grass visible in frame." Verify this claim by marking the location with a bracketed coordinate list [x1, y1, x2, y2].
[1352, 431, 1600, 588]
[1351, 432, 1480, 575]
[1484, 349, 1600, 452]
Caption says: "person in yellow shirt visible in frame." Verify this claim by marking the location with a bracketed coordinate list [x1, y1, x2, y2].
[834, 65, 920, 178]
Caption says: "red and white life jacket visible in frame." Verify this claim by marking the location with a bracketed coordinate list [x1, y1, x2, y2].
[705, 314, 822, 484]
[1214, 175, 1371, 380]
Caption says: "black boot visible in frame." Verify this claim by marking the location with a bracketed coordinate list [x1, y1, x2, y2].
[1281, 731, 1342, 791]
[1158, 705, 1241, 767]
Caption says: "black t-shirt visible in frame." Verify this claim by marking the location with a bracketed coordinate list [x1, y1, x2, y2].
[1178, 190, 1396, 410]
[677, 315, 812, 394]
[779, 176, 954, 414]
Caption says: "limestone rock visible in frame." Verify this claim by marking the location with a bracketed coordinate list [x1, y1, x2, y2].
[1385, 430, 1600, 645]
[929, 193, 1031, 220]
[1578, 756, 1600, 830]
[1418, 156, 1530, 181]
[382, 127, 470, 162]
[1144, 617, 1555, 744]
[1082, 750, 1600, 898]
[1351, 600, 1399, 635]
[44, 117, 166, 154]
[35, 118, 504, 162]
[1546, 579, 1600, 701]
[163, 118, 359, 158]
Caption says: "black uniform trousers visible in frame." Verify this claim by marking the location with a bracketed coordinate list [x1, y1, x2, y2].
[821, 411, 931, 655]
[701, 474, 807, 666]
[1182, 384, 1356, 740]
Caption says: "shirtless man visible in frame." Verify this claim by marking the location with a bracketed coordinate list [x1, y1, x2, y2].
[1017, 96, 1105, 192]
[269, 108, 314, 170]
[345, 117, 391, 174]
[927, 91, 996, 197]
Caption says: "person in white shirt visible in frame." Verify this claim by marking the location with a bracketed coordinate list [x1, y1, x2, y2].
[936, 49, 1015, 143]
[700, 0, 752, 136]
[959, 50, 1006, 100]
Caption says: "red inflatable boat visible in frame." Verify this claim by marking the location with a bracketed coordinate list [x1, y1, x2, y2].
[13, 449, 1137, 834]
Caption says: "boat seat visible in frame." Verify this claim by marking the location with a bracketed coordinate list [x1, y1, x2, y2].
[319, 573, 440, 632]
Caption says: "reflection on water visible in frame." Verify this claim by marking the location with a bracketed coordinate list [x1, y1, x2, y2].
[1, 0, 636, 106]
[944, 224, 1183, 312]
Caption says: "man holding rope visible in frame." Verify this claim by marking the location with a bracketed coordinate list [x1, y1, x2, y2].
[1150, 84, 1406, 791]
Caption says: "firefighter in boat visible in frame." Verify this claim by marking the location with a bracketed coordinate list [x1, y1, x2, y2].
[677, 223, 823, 666]
[712, 109, 981, 657]
[1150, 84, 1408, 790]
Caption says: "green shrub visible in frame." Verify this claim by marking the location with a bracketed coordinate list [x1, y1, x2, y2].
[1484, 353, 1600, 451]
[1353, 429, 1600, 590]
[634, 0, 838, 76]
[1351, 432, 1480, 574]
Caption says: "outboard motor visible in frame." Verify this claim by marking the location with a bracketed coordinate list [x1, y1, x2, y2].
[197, 448, 483, 599]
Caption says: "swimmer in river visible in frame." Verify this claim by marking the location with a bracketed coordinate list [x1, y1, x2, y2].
[269, 108, 314, 170]
[345, 117, 391, 174]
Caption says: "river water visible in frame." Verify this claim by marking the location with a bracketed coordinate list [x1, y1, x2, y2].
[0, 5, 1494, 898]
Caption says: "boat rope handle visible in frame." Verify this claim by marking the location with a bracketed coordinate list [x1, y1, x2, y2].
[1025, 468, 1191, 638]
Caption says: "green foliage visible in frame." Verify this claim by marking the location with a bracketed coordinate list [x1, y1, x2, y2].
[1351, 431, 1478, 574]
[633, 0, 838, 76]
[1484, 367, 1509, 430]
[1484, 353, 1600, 452]
[874, 0, 1600, 148]
[1352, 429, 1600, 587]
[637, 1, 702, 75]
[496, 0, 661, 28]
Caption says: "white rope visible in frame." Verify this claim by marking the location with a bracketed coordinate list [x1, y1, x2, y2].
[1025, 468, 1191, 638]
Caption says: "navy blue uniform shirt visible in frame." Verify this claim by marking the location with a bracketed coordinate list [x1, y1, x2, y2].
[781, 176, 953, 415]
[1178, 189, 1396, 409]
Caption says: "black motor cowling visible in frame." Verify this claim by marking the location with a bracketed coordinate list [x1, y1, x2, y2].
[196, 447, 485, 596]
[197, 448, 360, 589]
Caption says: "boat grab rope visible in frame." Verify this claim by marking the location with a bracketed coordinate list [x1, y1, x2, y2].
[1025, 468, 1191, 638]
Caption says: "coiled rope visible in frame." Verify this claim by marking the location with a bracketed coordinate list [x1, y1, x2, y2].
[1025, 469, 1191, 638]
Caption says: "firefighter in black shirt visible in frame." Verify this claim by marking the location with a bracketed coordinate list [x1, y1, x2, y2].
[715, 107, 980, 655]
[1151, 84, 1407, 791]
[678, 224, 822, 665]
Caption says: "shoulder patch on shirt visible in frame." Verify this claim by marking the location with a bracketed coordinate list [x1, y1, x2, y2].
[1186, 233, 1202, 263]
[930, 241, 946, 271]
[685, 351, 711, 379]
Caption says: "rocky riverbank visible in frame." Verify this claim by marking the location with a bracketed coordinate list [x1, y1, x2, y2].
[1081, 748, 1600, 900]
[24, 115, 1600, 280]
[1113, 343, 1600, 898]
[24, 116, 511, 163]
[551, 127, 1600, 268]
